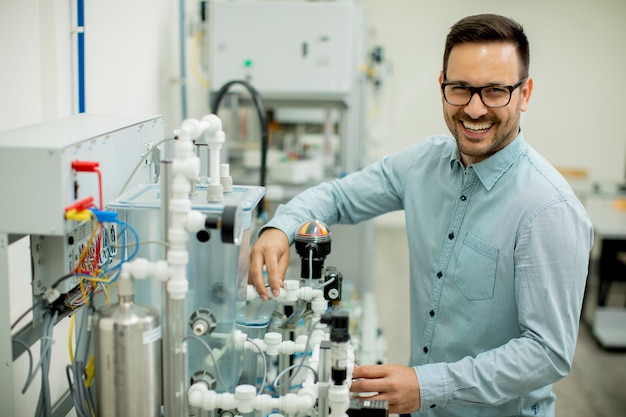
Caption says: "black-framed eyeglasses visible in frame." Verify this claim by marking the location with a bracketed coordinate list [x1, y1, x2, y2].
[441, 78, 526, 108]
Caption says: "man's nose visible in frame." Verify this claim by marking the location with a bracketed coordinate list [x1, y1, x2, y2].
[464, 92, 489, 119]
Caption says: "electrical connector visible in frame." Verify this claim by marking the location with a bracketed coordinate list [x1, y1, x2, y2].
[89, 208, 119, 223]
[65, 197, 95, 213]
[71, 160, 100, 172]
[65, 208, 92, 222]
[43, 288, 61, 303]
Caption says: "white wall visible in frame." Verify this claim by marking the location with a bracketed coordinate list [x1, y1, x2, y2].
[0, 1, 181, 415]
[0, 0, 181, 132]
[359, 0, 626, 183]
[1, 0, 624, 415]
[3, 0, 625, 182]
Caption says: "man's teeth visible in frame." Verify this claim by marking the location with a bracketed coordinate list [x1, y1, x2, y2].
[462, 121, 492, 131]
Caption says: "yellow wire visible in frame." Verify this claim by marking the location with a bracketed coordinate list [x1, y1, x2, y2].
[68, 314, 76, 362]
[85, 354, 95, 387]
[103, 284, 110, 304]
[81, 275, 112, 284]
[78, 278, 88, 306]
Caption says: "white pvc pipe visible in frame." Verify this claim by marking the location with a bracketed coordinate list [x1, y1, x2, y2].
[201, 114, 226, 202]
[188, 383, 317, 415]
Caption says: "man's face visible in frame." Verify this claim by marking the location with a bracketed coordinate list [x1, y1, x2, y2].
[440, 42, 533, 166]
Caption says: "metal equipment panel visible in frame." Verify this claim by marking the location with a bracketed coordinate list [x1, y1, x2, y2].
[208, 1, 361, 99]
[0, 114, 163, 236]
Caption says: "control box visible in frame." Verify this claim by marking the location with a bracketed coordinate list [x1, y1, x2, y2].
[207, 0, 366, 100]
[0, 114, 163, 236]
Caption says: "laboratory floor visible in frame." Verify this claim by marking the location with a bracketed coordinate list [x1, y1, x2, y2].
[371, 226, 626, 417]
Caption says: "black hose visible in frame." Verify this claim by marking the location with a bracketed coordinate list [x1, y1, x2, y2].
[211, 80, 269, 218]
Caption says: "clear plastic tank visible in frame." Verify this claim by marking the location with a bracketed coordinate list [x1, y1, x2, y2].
[109, 183, 264, 392]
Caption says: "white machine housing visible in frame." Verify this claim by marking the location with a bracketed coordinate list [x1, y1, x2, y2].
[0, 114, 163, 236]
[207, 0, 366, 102]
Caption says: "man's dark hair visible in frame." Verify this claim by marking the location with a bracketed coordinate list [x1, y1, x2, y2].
[443, 14, 530, 80]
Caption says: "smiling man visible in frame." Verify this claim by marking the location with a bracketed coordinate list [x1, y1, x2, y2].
[248, 14, 593, 417]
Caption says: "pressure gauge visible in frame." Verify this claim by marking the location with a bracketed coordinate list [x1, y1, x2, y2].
[295, 219, 332, 279]
[221, 204, 243, 245]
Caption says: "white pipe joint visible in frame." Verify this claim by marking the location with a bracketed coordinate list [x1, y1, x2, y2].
[167, 278, 188, 298]
[233, 329, 248, 351]
[188, 382, 206, 408]
[253, 394, 278, 413]
[328, 384, 350, 417]
[174, 137, 196, 162]
[297, 286, 324, 302]
[280, 280, 324, 302]
[121, 258, 170, 281]
[243, 338, 262, 353]
[172, 156, 200, 183]
[169, 196, 192, 214]
[264, 332, 283, 356]
[188, 383, 237, 410]
[311, 298, 328, 316]
[166, 248, 189, 267]
[280, 389, 316, 414]
[208, 131, 225, 147]
[185, 210, 207, 233]
[181, 118, 204, 140]
[171, 175, 193, 197]
[234, 385, 257, 414]
[201, 114, 223, 135]
[247, 332, 308, 356]
[296, 386, 317, 411]
[279, 340, 297, 355]
[284, 280, 300, 301]
[168, 228, 190, 247]
[309, 329, 329, 350]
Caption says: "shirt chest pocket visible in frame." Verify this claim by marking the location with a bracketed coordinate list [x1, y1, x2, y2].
[453, 232, 499, 301]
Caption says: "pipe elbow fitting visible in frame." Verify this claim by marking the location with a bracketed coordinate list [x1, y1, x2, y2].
[181, 118, 203, 139]
[188, 382, 208, 408]
[185, 210, 206, 233]
[297, 386, 317, 411]
[201, 114, 223, 134]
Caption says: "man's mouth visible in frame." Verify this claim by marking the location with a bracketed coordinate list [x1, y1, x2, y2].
[461, 120, 493, 133]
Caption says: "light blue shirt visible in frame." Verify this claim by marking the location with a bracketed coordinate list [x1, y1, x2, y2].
[263, 132, 593, 417]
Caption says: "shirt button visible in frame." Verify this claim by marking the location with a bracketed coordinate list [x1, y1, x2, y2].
[423, 346, 429, 353]
[448, 232, 454, 240]
[430, 404, 437, 409]
[460, 195, 467, 201]
[429, 310, 435, 317]
[437, 271, 443, 278]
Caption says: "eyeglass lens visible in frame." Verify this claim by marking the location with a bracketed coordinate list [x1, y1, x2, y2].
[444, 85, 512, 108]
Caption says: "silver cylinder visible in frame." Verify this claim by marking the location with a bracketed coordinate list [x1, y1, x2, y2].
[94, 292, 162, 417]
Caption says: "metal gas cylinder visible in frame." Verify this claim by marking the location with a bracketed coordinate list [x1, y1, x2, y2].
[94, 277, 162, 417]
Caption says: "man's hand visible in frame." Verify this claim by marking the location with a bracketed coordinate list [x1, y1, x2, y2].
[350, 364, 421, 414]
[248, 227, 290, 300]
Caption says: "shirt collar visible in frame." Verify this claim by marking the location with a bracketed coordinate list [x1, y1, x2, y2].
[449, 130, 527, 191]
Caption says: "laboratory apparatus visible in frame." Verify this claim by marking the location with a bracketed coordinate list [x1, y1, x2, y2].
[2, 111, 386, 417]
